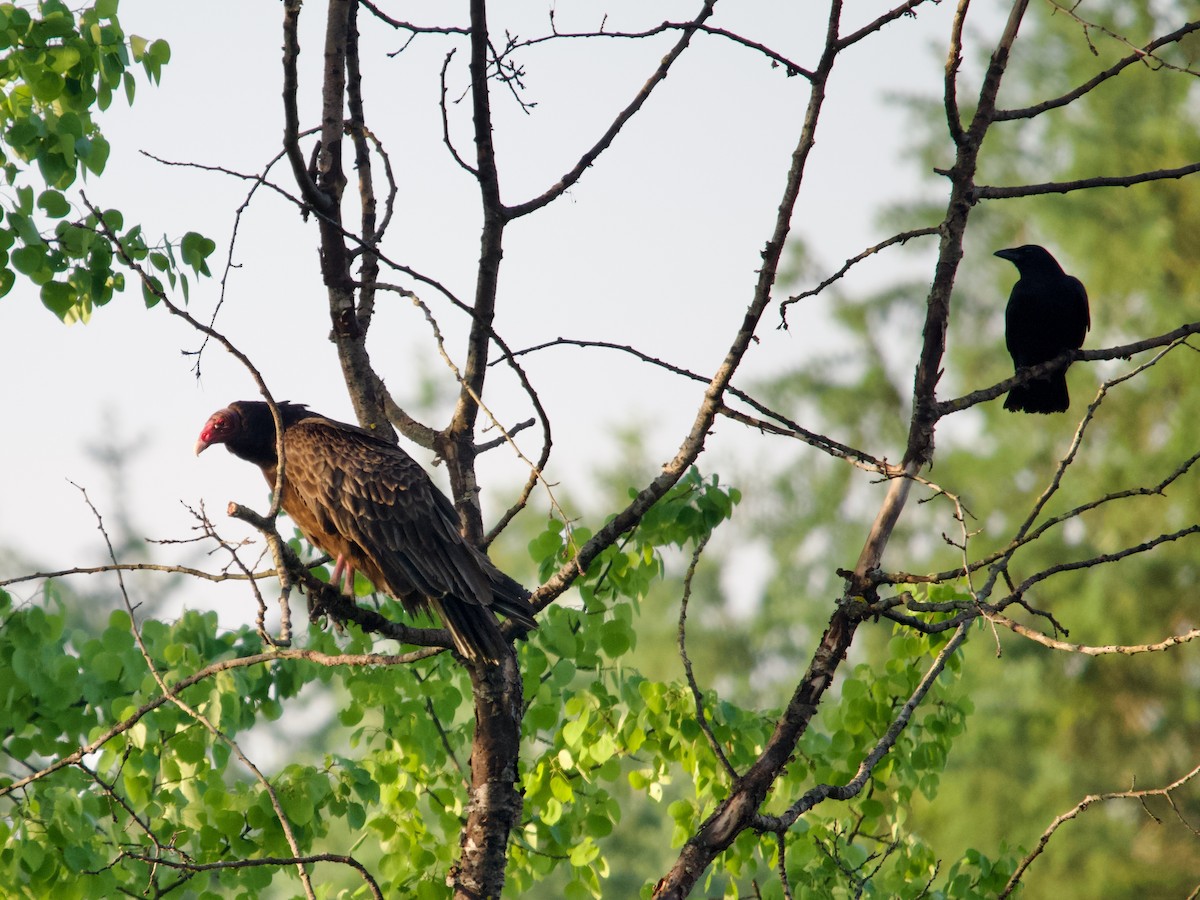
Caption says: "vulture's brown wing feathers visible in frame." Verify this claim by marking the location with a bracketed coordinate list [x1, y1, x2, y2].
[197, 401, 535, 663]
[279, 416, 534, 662]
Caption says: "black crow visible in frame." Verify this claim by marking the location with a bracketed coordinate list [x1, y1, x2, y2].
[995, 245, 1090, 414]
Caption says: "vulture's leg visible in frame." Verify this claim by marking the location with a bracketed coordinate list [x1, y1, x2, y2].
[331, 555, 357, 595]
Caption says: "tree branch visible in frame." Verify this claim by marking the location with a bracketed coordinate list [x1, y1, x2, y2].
[779, 226, 940, 325]
[281, 0, 331, 215]
[118, 852, 383, 899]
[507, 15, 813, 81]
[73, 485, 318, 900]
[0, 646, 430, 802]
[987, 613, 1200, 656]
[934, 326, 1200, 417]
[758, 621, 971, 830]
[974, 161, 1200, 200]
[1000, 760, 1200, 899]
[677, 535, 738, 781]
[993, 18, 1200, 121]
[504, 0, 719, 220]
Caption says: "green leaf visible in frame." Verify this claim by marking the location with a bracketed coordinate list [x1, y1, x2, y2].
[80, 135, 110, 175]
[561, 716, 588, 751]
[568, 838, 599, 867]
[28, 67, 65, 102]
[549, 774, 574, 803]
[599, 618, 631, 658]
[149, 39, 171, 64]
[11, 244, 45, 276]
[180, 230, 215, 275]
[15, 186, 34, 216]
[99, 208, 123, 232]
[37, 189, 70, 218]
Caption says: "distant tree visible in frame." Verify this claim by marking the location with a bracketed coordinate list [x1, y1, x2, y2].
[3, 2, 1199, 898]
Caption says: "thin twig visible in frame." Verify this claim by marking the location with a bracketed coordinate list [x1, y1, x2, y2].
[0, 645, 428, 802]
[778, 226, 939, 325]
[505, 0, 719, 219]
[1000, 760, 1200, 898]
[71, 483, 317, 899]
[987, 613, 1200, 656]
[974, 162, 1200, 201]
[118, 852, 383, 900]
[757, 621, 970, 830]
[677, 535, 737, 780]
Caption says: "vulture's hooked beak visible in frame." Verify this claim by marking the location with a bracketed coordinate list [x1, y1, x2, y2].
[195, 410, 230, 456]
[194, 416, 220, 456]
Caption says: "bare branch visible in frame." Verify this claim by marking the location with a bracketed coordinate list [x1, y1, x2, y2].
[1000, 760, 1200, 898]
[993, 18, 1200, 121]
[76, 758, 171, 855]
[779, 226, 940, 325]
[118, 852, 384, 900]
[438, 49, 477, 175]
[836, 0, 940, 50]
[677, 535, 738, 781]
[1013, 523, 1200, 596]
[505, 0, 719, 219]
[758, 621, 971, 828]
[358, 1, 468, 36]
[281, 0, 331, 215]
[718, 404, 895, 475]
[988, 613, 1200, 657]
[774, 832, 795, 900]
[974, 161, 1200, 201]
[502, 13, 814, 80]
[934, 328, 1200, 417]
[0, 561, 268, 588]
[346, 1, 383, 336]
[942, 0, 970, 146]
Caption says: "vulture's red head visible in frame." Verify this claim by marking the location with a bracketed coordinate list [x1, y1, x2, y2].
[195, 401, 314, 466]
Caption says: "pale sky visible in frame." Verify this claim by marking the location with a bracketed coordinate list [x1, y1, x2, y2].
[0, 1, 957, 621]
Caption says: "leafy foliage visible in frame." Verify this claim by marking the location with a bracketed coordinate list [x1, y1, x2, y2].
[0, 467, 987, 898]
[0, 0, 210, 323]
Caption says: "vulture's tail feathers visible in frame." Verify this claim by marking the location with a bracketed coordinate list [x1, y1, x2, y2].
[432, 598, 512, 665]
[489, 572, 538, 631]
[431, 573, 537, 664]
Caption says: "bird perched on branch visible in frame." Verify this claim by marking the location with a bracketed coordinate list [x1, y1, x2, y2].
[195, 400, 536, 664]
[995, 244, 1090, 414]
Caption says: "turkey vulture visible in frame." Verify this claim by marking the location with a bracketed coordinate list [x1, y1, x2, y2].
[195, 400, 536, 664]
[995, 245, 1090, 414]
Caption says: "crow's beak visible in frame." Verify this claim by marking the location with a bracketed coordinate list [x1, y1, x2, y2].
[994, 248, 1017, 262]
